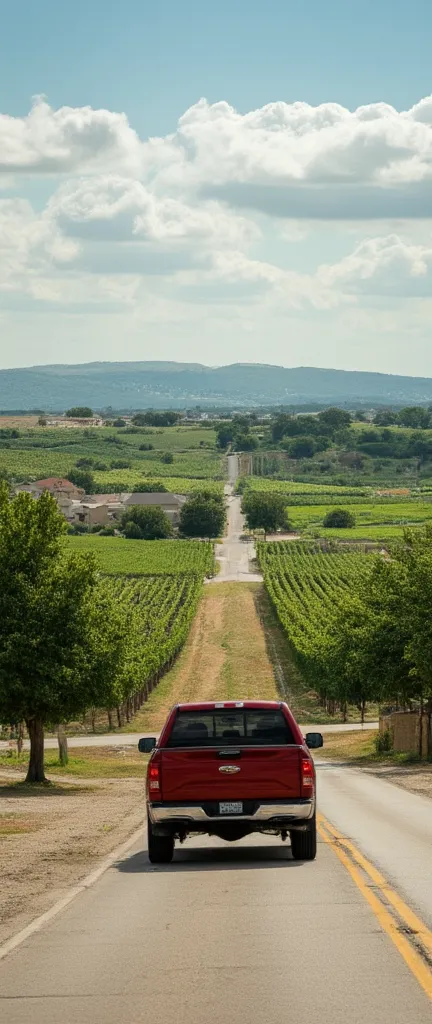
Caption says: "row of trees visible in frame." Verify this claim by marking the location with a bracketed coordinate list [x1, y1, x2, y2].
[315, 530, 432, 721]
[0, 487, 148, 782]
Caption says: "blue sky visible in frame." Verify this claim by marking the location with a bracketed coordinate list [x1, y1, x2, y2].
[1, 0, 432, 374]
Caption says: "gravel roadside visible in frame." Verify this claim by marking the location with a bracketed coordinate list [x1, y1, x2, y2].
[0, 773, 144, 946]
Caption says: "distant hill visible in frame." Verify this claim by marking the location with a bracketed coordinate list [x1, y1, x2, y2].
[1, 361, 432, 411]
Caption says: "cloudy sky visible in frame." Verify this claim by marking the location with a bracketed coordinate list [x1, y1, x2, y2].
[1, 0, 432, 375]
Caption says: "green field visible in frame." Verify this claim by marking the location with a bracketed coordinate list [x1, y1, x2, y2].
[238, 476, 372, 497]
[288, 501, 432, 531]
[0, 424, 224, 488]
[64, 535, 215, 575]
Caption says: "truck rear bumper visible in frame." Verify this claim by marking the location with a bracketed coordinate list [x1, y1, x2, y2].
[148, 798, 314, 828]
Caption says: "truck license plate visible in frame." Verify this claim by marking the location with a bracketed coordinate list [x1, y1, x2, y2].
[219, 801, 243, 815]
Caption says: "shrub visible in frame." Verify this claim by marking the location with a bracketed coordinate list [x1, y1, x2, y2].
[323, 508, 356, 528]
[139, 443, 154, 451]
[374, 728, 393, 754]
[162, 452, 174, 464]
[121, 505, 172, 540]
[113, 418, 126, 427]
[110, 459, 131, 470]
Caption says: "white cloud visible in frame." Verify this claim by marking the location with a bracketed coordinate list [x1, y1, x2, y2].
[0, 97, 142, 175]
[48, 175, 258, 248]
[318, 234, 432, 296]
[143, 97, 432, 219]
[0, 198, 78, 293]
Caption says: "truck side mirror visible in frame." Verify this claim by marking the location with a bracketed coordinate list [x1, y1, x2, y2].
[138, 737, 156, 753]
[305, 732, 323, 749]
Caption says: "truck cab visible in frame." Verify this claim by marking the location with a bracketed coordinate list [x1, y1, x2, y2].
[139, 700, 323, 864]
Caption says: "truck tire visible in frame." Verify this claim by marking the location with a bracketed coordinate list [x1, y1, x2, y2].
[290, 817, 317, 861]
[147, 816, 174, 865]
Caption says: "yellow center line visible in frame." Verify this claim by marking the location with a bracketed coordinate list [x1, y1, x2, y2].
[318, 813, 432, 960]
[317, 815, 432, 1001]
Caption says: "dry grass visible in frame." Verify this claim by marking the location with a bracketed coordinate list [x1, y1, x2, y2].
[0, 746, 148, 779]
[0, 813, 44, 836]
[314, 730, 378, 760]
[0, 415, 39, 428]
[127, 584, 280, 734]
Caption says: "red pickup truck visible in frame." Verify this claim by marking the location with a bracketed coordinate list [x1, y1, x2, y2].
[138, 700, 323, 864]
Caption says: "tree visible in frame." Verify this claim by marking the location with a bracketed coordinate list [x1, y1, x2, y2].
[0, 487, 128, 782]
[38, 416, 47, 427]
[179, 493, 226, 538]
[318, 408, 352, 430]
[132, 481, 167, 492]
[232, 432, 258, 452]
[323, 508, 356, 528]
[132, 411, 180, 427]
[373, 409, 399, 426]
[216, 425, 234, 449]
[398, 406, 431, 429]
[113, 418, 126, 427]
[242, 492, 289, 536]
[286, 436, 316, 459]
[65, 407, 93, 418]
[68, 468, 95, 493]
[121, 505, 172, 540]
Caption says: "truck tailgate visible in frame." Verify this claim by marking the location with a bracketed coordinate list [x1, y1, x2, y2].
[158, 747, 302, 801]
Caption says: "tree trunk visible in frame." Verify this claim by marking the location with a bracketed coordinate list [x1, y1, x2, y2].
[91, 709, 96, 733]
[57, 724, 69, 766]
[361, 700, 366, 726]
[117, 706, 123, 728]
[25, 718, 46, 783]
[107, 709, 114, 730]
[17, 721, 25, 756]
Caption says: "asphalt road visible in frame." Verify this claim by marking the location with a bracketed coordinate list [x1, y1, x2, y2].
[317, 759, 432, 928]
[1, 764, 431, 1023]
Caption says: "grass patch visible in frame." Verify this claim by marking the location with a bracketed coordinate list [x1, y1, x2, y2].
[314, 729, 425, 763]
[0, 813, 43, 836]
[0, 747, 148, 779]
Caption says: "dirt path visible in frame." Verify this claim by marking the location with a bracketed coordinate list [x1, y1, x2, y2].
[126, 583, 279, 734]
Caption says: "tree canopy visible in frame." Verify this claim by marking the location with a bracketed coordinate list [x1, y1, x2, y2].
[65, 406, 93, 418]
[241, 491, 289, 536]
[121, 504, 172, 540]
[179, 491, 226, 538]
[0, 486, 129, 782]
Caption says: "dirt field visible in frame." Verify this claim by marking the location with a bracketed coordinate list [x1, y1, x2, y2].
[0, 773, 145, 946]
[0, 415, 39, 428]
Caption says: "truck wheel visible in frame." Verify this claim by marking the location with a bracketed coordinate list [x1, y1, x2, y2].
[290, 817, 317, 861]
[147, 816, 174, 864]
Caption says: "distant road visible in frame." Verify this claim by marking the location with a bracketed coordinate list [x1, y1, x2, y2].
[0, 722, 378, 751]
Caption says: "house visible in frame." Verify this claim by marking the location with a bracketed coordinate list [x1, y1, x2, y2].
[15, 478, 83, 516]
[122, 492, 187, 525]
[70, 502, 112, 527]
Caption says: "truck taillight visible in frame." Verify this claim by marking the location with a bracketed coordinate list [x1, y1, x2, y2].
[148, 764, 160, 793]
[301, 756, 314, 796]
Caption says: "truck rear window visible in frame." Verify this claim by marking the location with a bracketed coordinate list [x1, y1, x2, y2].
[166, 709, 294, 747]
